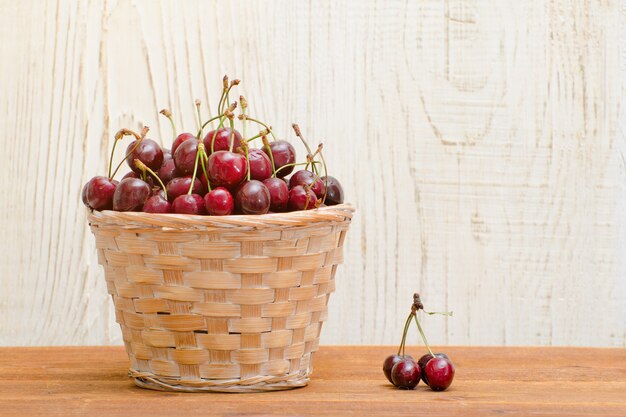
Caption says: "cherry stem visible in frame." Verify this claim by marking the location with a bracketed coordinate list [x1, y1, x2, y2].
[413, 314, 435, 358]
[194, 99, 203, 132]
[197, 114, 223, 139]
[159, 109, 176, 142]
[107, 133, 122, 179]
[211, 116, 226, 153]
[397, 312, 413, 356]
[135, 159, 167, 200]
[228, 117, 236, 152]
[188, 142, 206, 195]
[272, 161, 321, 178]
[423, 310, 454, 316]
[292, 124, 317, 175]
[242, 116, 277, 141]
[200, 152, 211, 192]
[262, 136, 277, 176]
[109, 127, 147, 179]
[316, 144, 329, 205]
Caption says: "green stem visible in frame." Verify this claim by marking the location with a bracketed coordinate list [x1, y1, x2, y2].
[187, 144, 203, 195]
[195, 100, 203, 132]
[414, 314, 435, 357]
[397, 313, 413, 356]
[423, 311, 454, 316]
[137, 160, 167, 200]
[272, 161, 321, 178]
[197, 114, 223, 139]
[317, 145, 329, 205]
[110, 130, 144, 179]
[228, 117, 236, 152]
[262, 136, 277, 176]
[200, 152, 211, 192]
[245, 117, 277, 141]
[107, 137, 120, 179]
[210, 117, 226, 153]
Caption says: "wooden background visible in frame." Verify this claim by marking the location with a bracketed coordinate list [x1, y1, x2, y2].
[0, 0, 624, 347]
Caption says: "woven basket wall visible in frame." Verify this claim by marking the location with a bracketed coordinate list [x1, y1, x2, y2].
[88, 204, 354, 393]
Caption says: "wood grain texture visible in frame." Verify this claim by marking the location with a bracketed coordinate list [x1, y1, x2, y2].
[0, 0, 624, 346]
[0, 346, 625, 416]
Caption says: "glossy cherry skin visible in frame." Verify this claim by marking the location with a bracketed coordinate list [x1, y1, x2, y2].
[122, 171, 154, 189]
[157, 158, 177, 185]
[264, 140, 296, 178]
[320, 176, 344, 205]
[208, 151, 248, 188]
[203, 127, 242, 153]
[173, 138, 200, 176]
[171, 132, 196, 155]
[204, 187, 234, 216]
[143, 193, 172, 213]
[383, 354, 413, 384]
[81, 182, 90, 207]
[424, 357, 455, 391]
[288, 185, 317, 211]
[162, 148, 172, 160]
[171, 194, 206, 215]
[126, 139, 164, 174]
[289, 170, 326, 198]
[262, 177, 289, 212]
[235, 180, 271, 215]
[418, 353, 449, 385]
[84, 176, 118, 210]
[390, 358, 421, 389]
[247, 148, 272, 181]
[165, 176, 204, 202]
[112, 178, 150, 211]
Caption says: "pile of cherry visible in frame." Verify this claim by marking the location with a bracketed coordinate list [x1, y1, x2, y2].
[82, 76, 344, 215]
[383, 294, 455, 391]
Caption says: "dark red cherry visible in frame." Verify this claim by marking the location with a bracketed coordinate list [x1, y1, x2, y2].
[204, 187, 234, 216]
[424, 357, 455, 391]
[143, 193, 172, 213]
[235, 180, 271, 215]
[126, 139, 163, 174]
[264, 140, 295, 178]
[84, 176, 118, 210]
[390, 358, 421, 390]
[208, 151, 248, 188]
[171, 132, 196, 155]
[383, 354, 414, 384]
[288, 185, 317, 211]
[320, 176, 344, 205]
[112, 178, 150, 212]
[289, 170, 325, 198]
[162, 149, 172, 161]
[122, 171, 154, 189]
[173, 138, 200, 176]
[418, 353, 449, 385]
[172, 194, 206, 215]
[81, 182, 90, 207]
[156, 158, 176, 184]
[203, 127, 242, 153]
[165, 176, 203, 202]
[247, 148, 272, 181]
[262, 177, 289, 212]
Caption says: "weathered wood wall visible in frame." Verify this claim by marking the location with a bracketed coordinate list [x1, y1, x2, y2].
[0, 0, 624, 347]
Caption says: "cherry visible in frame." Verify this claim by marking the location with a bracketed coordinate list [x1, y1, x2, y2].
[262, 177, 289, 212]
[208, 151, 248, 188]
[424, 357, 455, 391]
[203, 127, 242, 153]
[289, 170, 325, 198]
[418, 353, 449, 385]
[112, 177, 150, 211]
[84, 176, 118, 210]
[143, 193, 172, 213]
[204, 187, 234, 216]
[390, 358, 421, 390]
[157, 158, 177, 184]
[173, 138, 200, 176]
[81, 182, 90, 207]
[247, 148, 272, 181]
[126, 139, 163, 174]
[166, 176, 203, 202]
[172, 194, 206, 215]
[264, 140, 295, 178]
[235, 180, 271, 215]
[383, 354, 413, 384]
[122, 171, 154, 189]
[162, 149, 172, 161]
[171, 132, 196, 155]
[321, 176, 344, 205]
[288, 185, 317, 211]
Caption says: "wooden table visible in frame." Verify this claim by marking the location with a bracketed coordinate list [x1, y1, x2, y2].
[1, 346, 624, 416]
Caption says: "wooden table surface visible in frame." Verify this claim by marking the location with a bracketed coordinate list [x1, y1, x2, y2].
[1, 346, 624, 417]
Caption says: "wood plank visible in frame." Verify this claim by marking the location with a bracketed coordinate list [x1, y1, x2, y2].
[0, 346, 624, 416]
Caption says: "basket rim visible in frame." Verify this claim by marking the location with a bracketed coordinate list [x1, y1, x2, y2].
[88, 203, 355, 230]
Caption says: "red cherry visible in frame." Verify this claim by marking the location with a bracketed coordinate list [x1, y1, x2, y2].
[122, 171, 154, 189]
[264, 140, 295, 178]
[383, 354, 413, 384]
[173, 138, 200, 176]
[208, 151, 248, 188]
[156, 158, 176, 185]
[321, 176, 344, 205]
[81, 182, 90, 207]
[247, 148, 272, 181]
[172, 194, 206, 215]
[262, 177, 289, 212]
[84, 176, 118, 210]
[171, 132, 196, 155]
[424, 357, 455, 391]
[203, 127, 242, 153]
[112, 178, 150, 211]
[165, 176, 204, 202]
[204, 187, 234, 216]
[126, 139, 163, 174]
[289, 170, 325, 198]
[143, 193, 172, 213]
[390, 358, 421, 389]
[288, 185, 317, 211]
[418, 353, 449, 385]
[235, 180, 271, 215]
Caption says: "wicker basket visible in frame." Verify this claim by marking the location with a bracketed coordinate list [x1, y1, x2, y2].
[88, 204, 354, 393]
